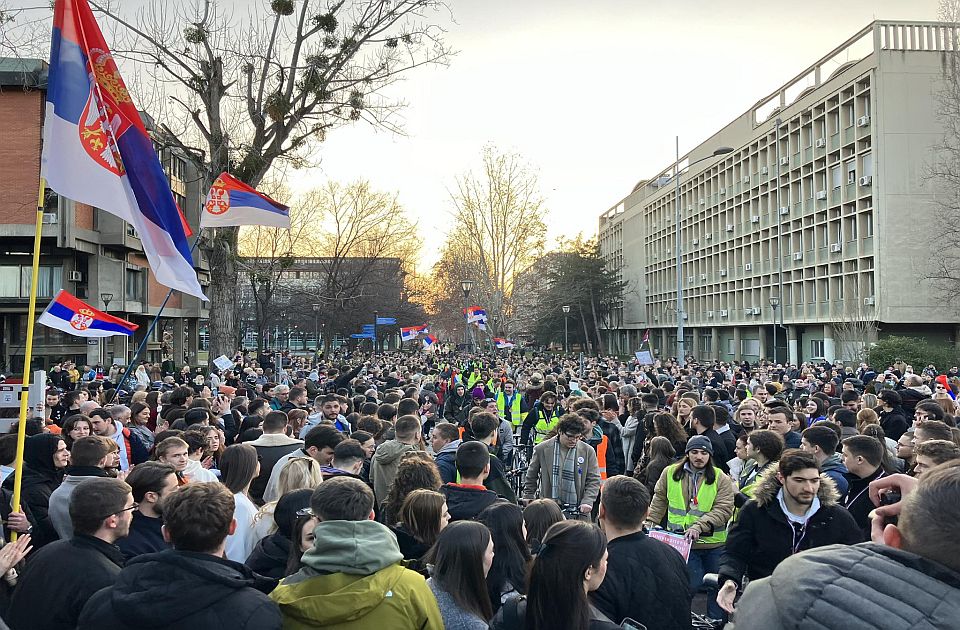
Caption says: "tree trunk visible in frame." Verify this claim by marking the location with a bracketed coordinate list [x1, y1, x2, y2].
[578, 305, 592, 353]
[589, 288, 606, 355]
[207, 227, 239, 367]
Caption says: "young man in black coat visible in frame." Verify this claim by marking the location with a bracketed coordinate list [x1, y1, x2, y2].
[8, 477, 133, 630]
[591, 475, 692, 630]
[116, 462, 177, 562]
[78, 482, 281, 630]
[716, 449, 862, 613]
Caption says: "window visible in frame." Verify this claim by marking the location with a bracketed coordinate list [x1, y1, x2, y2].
[831, 165, 842, 189]
[701, 335, 712, 354]
[727, 339, 735, 355]
[811, 339, 825, 357]
[862, 153, 874, 177]
[125, 269, 143, 301]
[845, 160, 856, 184]
[21, 266, 62, 298]
[742, 339, 760, 356]
[0, 266, 19, 297]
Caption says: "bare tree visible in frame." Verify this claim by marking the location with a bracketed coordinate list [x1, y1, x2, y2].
[831, 280, 879, 363]
[85, 0, 452, 364]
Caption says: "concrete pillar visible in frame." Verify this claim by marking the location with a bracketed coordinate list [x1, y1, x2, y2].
[823, 323, 835, 363]
[661, 329, 669, 360]
[688, 327, 698, 360]
[758, 326, 768, 361]
[788, 325, 799, 365]
[711, 327, 719, 360]
[733, 327, 741, 361]
[172, 317, 185, 366]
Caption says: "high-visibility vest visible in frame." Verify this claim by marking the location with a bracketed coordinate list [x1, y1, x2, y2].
[497, 392, 523, 425]
[534, 409, 560, 443]
[664, 464, 727, 544]
[597, 434, 608, 480]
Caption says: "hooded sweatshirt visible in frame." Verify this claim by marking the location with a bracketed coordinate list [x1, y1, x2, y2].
[434, 439, 461, 484]
[2, 433, 64, 548]
[270, 519, 442, 630]
[370, 440, 421, 504]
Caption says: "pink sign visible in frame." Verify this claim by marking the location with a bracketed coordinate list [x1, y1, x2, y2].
[648, 530, 692, 562]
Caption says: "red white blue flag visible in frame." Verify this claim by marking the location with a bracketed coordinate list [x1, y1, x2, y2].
[422, 334, 437, 347]
[38, 290, 138, 338]
[201, 173, 290, 229]
[400, 325, 429, 342]
[42, 0, 206, 299]
[493, 338, 515, 349]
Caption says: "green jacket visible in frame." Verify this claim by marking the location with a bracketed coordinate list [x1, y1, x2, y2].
[270, 520, 442, 630]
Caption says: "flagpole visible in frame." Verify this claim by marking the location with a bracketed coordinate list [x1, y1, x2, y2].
[10, 179, 47, 538]
[106, 231, 203, 404]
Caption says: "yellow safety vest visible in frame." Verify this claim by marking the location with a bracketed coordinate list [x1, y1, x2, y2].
[534, 409, 560, 443]
[664, 464, 727, 544]
[497, 392, 523, 426]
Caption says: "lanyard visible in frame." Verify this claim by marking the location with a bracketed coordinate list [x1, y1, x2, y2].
[791, 521, 809, 554]
[844, 471, 886, 508]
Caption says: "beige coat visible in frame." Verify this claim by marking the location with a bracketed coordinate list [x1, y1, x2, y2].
[646, 462, 735, 549]
[522, 437, 601, 507]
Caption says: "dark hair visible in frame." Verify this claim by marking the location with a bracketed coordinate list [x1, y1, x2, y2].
[424, 521, 493, 621]
[70, 477, 132, 535]
[748, 429, 785, 462]
[842, 435, 885, 467]
[691, 405, 716, 429]
[879, 389, 902, 406]
[778, 449, 819, 477]
[163, 482, 235, 552]
[220, 444, 259, 494]
[898, 460, 960, 572]
[130, 402, 150, 424]
[433, 422, 460, 442]
[916, 401, 946, 422]
[834, 409, 857, 428]
[840, 390, 859, 404]
[125, 461, 177, 503]
[69, 435, 114, 467]
[478, 502, 531, 612]
[394, 415, 421, 440]
[377, 403, 398, 423]
[859, 424, 900, 473]
[470, 412, 498, 440]
[556, 413, 587, 436]
[311, 476, 374, 521]
[397, 398, 419, 417]
[332, 439, 365, 467]
[712, 404, 730, 426]
[916, 420, 954, 441]
[805, 397, 826, 418]
[62, 414, 93, 448]
[914, 439, 960, 465]
[383, 456, 442, 525]
[672, 452, 717, 484]
[248, 399, 268, 416]
[350, 430, 374, 446]
[456, 440, 491, 479]
[802, 425, 839, 454]
[304, 425, 344, 451]
[181, 430, 207, 456]
[285, 513, 317, 576]
[600, 475, 651, 529]
[652, 413, 688, 446]
[169, 385, 194, 407]
[263, 411, 289, 433]
[526, 521, 606, 630]
[0, 434, 17, 466]
[398, 489, 446, 547]
[522, 499, 564, 551]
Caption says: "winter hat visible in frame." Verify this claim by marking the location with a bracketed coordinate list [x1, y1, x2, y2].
[685, 435, 714, 456]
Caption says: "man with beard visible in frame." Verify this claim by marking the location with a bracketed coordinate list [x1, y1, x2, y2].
[716, 449, 862, 614]
[117, 462, 178, 561]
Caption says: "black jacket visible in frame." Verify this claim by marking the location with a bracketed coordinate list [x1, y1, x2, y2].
[718, 472, 863, 588]
[2, 434, 64, 548]
[842, 466, 886, 540]
[589, 531, 692, 630]
[878, 407, 910, 442]
[244, 532, 291, 580]
[439, 483, 501, 521]
[116, 511, 169, 562]
[699, 429, 730, 473]
[491, 597, 619, 630]
[8, 535, 124, 630]
[77, 549, 281, 630]
[442, 392, 471, 424]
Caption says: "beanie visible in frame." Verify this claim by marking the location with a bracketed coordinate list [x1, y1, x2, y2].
[685, 435, 714, 456]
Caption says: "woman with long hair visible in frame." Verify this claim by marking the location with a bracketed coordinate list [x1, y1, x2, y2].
[252, 457, 324, 541]
[392, 489, 449, 570]
[857, 408, 881, 432]
[671, 396, 696, 431]
[202, 425, 225, 470]
[490, 520, 618, 630]
[284, 511, 319, 577]
[635, 435, 676, 494]
[425, 521, 495, 630]
[245, 488, 312, 579]
[220, 444, 260, 562]
[128, 402, 155, 452]
[381, 453, 442, 526]
[521, 499, 563, 554]
[477, 502, 532, 614]
[804, 397, 827, 428]
[286, 409, 308, 438]
[145, 390, 161, 431]
[62, 414, 92, 450]
[652, 413, 689, 456]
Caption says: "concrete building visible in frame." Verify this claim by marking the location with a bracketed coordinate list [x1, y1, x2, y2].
[599, 21, 960, 365]
[0, 58, 211, 374]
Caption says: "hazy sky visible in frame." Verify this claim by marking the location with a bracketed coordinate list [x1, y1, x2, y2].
[284, 0, 941, 272]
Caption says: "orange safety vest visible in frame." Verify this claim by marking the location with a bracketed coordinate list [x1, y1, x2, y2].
[597, 434, 608, 480]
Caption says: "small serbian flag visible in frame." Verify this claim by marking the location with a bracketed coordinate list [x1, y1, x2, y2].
[423, 334, 437, 347]
[38, 291, 138, 338]
[200, 173, 290, 229]
[494, 338, 515, 349]
[466, 306, 487, 323]
[401, 325, 428, 342]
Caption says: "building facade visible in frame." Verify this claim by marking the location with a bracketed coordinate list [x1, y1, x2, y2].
[599, 21, 960, 364]
[0, 58, 211, 374]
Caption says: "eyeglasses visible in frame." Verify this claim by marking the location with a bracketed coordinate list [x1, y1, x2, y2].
[562, 432, 584, 439]
[98, 502, 138, 521]
[296, 507, 314, 517]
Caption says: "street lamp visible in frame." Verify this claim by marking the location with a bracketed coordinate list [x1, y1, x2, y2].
[562, 305, 571, 353]
[769, 296, 781, 364]
[100, 293, 114, 366]
[461, 279, 473, 352]
[312, 304, 321, 352]
[674, 142, 734, 366]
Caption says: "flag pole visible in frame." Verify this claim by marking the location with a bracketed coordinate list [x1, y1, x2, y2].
[10, 179, 47, 539]
[106, 232, 203, 404]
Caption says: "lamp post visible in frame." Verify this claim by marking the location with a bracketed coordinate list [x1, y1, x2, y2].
[312, 304, 321, 352]
[100, 292, 113, 366]
[673, 140, 734, 367]
[373, 309, 378, 354]
[769, 296, 781, 364]
[562, 305, 570, 353]
[461, 279, 473, 353]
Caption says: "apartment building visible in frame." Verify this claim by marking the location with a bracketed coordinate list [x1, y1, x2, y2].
[599, 21, 960, 365]
[0, 58, 211, 374]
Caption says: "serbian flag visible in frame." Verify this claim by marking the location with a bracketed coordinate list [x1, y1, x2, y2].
[493, 338, 515, 349]
[935, 374, 956, 400]
[200, 173, 290, 229]
[401, 325, 428, 342]
[42, 0, 206, 299]
[38, 290, 138, 338]
[642, 329, 650, 344]
[423, 334, 437, 347]
[466, 306, 487, 323]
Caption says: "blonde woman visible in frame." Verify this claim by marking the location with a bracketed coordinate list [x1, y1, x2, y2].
[857, 408, 880, 432]
[861, 393, 879, 413]
[252, 457, 323, 541]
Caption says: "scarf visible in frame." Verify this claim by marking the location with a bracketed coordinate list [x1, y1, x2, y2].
[550, 441, 579, 506]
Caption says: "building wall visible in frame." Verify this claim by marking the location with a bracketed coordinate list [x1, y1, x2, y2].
[0, 90, 42, 225]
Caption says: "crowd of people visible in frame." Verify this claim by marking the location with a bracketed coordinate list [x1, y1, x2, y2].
[0, 348, 958, 629]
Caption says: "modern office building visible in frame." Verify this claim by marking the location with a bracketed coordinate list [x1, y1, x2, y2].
[599, 20, 960, 364]
[0, 58, 212, 373]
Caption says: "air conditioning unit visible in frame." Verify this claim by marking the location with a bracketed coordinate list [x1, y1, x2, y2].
[830, 243, 842, 253]
[780, 156, 790, 166]
[744, 263, 753, 271]
[742, 176, 751, 184]
[752, 307, 762, 315]
[705, 234, 713, 241]
[720, 188, 727, 196]
[744, 308, 754, 316]
[751, 215, 760, 223]
[719, 309, 729, 317]
[816, 191, 828, 200]
[41, 213, 58, 225]
[707, 311, 715, 318]
[726, 224, 735, 232]
[719, 269, 728, 277]
[859, 175, 873, 186]
[779, 206, 790, 215]
[67, 270, 83, 282]
[847, 171, 857, 184]
[653, 316, 659, 322]
[687, 276, 695, 283]
[761, 166, 769, 175]
[857, 115, 871, 127]
[863, 296, 876, 306]
[815, 138, 826, 148]
[700, 198, 706, 205]
[793, 252, 803, 261]
[692, 238, 700, 245]
[700, 274, 707, 280]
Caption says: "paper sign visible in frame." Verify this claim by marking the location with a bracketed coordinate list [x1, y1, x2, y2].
[213, 355, 234, 371]
[648, 529, 692, 562]
[635, 350, 654, 365]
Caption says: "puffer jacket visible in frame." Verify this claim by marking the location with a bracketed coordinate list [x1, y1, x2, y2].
[731, 543, 960, 629]
[718, 471, 863, 588]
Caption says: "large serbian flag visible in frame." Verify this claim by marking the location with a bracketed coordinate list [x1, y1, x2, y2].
[200, 173, 291, 229]
[400, 325, 429, 342]
[42, 0, 206, 299]
[38, 291, 138, 338]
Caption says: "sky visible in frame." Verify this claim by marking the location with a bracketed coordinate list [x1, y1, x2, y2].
[282, 0, 941, 272]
